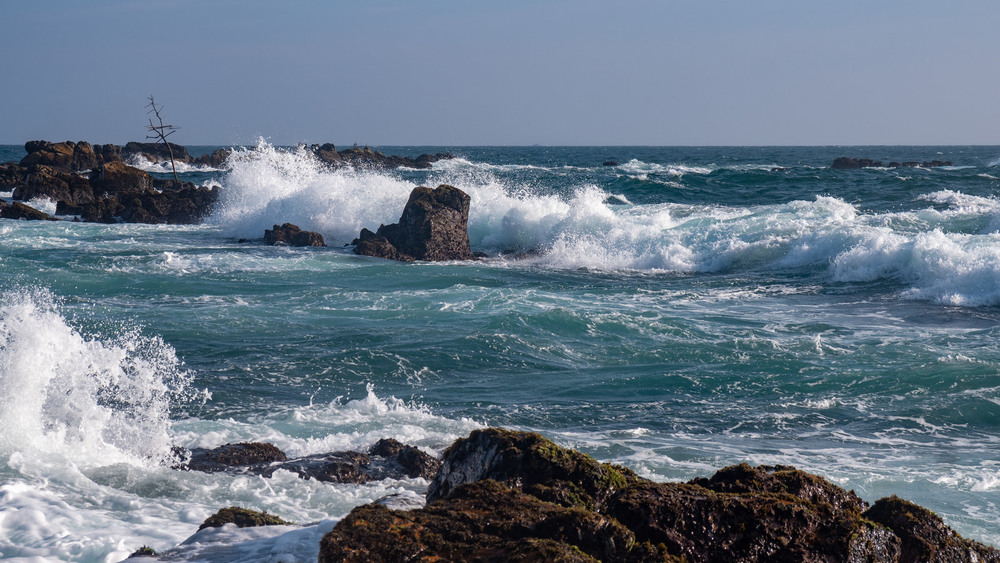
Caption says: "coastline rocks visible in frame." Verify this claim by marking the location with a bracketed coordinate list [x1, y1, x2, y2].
[19, 140, 120, 171]
[123, 141, 192, 164]
[353, 184, 474, 262]
[264, 223, 326, 247]
[832, 156, 953, 169]
[176, 438, 440, 484]
[321, 428, 1000, 563]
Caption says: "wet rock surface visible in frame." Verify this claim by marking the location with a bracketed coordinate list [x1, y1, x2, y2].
[177, 438, 440, 484]
[264, 223, 326, 246]
[322, 428, 1000, 563]
[353, 184, 474, 262]
[198, 507, 293, 530]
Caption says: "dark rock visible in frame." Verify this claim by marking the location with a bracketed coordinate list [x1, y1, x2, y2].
[320, 480, 647, 563]
[90, 161, 152, 193]
[126, 546, 156, 559]
[427, 428, 637, 510]
[864, 495, 998, 562]
[12, 165, 94, 205]
[264, 223, 326, 247]
[177, 439, 440, 485]
[191, 149, 231, 168]
[603, 161, 619, 166]
[322, 428, 999, 563]
[198, 507, 292, 530]
[181, 442, 288, 472]
[0, 201, 59, 221]
[311, 144, 453, 170]
[832, 157, 883, 169]
[833, 157, 954, 170]
[55, 201, 85, 216]
[353, 184, 474, 262]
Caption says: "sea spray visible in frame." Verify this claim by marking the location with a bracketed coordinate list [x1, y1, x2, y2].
[0, 289, 192, 465]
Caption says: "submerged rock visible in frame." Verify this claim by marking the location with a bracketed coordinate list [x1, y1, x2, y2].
[264, 223, 326, 247]
[353, 184, 474, 262]
[322, 428, 1000, 563]
[198, 507, 293, 530]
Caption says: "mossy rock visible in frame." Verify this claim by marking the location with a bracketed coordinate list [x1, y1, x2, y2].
[198, 506, 292, 530]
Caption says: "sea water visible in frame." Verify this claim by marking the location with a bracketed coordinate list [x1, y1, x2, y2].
[1, 143, 999, 561]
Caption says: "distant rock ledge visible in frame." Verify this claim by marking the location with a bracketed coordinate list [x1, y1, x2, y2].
[832, 156, 953, 169]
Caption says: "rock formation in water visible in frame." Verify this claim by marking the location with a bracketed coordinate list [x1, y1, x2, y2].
[175, 438, 440, 484]
[832, 157, 953, 169]
[264, 223, 326, 247]
[352, 184, 475, 262]
[319, 428, 1000, 563]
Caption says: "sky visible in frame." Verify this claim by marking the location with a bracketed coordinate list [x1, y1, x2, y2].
[1, 0, 998, 146]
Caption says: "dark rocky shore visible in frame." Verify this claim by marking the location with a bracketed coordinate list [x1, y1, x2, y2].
[831, 156, 953, 170]
[145, 428, 999, 562]
[0, 140, 453, 225]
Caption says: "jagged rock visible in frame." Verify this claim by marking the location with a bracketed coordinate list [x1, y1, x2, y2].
[264, 223, 326, 247]
[322, 428, 1000, 563]
[864, 496, 998, 562]
[353, 184, 474, 262]
[311, 144, 452, 170]
[198, 507, 292, 530]
[11, 164, 94, 204]
[177, 439, 440, 485]
[427, 428, 637, 510]
[0, 201, 58, 221]
[320, 480, 651, 563]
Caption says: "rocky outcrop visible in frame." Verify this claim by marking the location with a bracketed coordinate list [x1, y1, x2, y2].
[176, 439, 440, 484]
[123, 141, 192, 164]
[832, 157, 953, 169]
[353, 184, 474, 262]
[191, 148, 232, 168]
[312, 144, 453, 170]
[264, 223, 326, 247]
[321, 428, 1000, 563]
[19, 140, 121, 171]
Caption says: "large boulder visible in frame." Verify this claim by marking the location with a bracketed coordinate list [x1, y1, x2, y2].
[321, 428, 1000, 563]
[90, 161, 152, 193]
[353, 184, 474, 262]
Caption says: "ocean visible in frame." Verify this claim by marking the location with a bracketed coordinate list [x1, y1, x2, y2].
[1, 143, 999, 561]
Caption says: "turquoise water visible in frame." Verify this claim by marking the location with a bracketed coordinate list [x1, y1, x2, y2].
[2, 143, 999, 560]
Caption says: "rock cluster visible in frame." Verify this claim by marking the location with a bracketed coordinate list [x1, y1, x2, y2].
[175, 438, 441, 484]
[352, 184, 475, 262]
[0, 140, 218, 224]
[832, 157, 953, 169]
[319, 428, 1000, 562]
[310, 143, 453, 170]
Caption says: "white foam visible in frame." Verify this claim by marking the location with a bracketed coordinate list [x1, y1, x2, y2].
[126, 154, 225, 174]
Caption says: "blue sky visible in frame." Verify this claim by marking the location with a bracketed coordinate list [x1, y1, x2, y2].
[2, 0, 998, 145]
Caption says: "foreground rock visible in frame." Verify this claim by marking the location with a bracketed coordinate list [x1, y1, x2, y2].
[832, 157, 953, 169]
[321, 428, 999, 563]
[198, 507, 293, 530]
[0, 200, 58, 221]
[353, 184, 475, 262]
[264, 223, 326, 247]
[177, 439, 440, 484]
